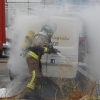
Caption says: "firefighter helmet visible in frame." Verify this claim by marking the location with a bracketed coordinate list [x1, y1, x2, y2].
[41, 20, 57, 36]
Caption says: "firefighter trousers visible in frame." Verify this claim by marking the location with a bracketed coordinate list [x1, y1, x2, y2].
[26, 55, 42, 89]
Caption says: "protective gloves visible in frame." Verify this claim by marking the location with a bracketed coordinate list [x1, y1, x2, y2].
[48, 47, 58, 54]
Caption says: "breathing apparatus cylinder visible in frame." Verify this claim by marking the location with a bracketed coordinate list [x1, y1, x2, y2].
[21, 30, 35, 56]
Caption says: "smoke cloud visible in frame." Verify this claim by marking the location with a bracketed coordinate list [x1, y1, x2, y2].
[81, 5, 100, 80]
[7, 4, 100, 82]
[7, 12, 52, 79]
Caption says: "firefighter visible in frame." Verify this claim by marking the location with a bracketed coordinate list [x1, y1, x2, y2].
[23, 25, 57, 100]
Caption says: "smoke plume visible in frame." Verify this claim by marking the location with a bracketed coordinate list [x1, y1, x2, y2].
[82, 5, 100, 80]
[7, 4, 100, 82]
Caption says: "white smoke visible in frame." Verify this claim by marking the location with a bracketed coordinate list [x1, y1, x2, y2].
[7, 12, 52, 79]
[81, 5, 100, 80]
[7, 4, 100, 82]
[7, 15, 30, 78]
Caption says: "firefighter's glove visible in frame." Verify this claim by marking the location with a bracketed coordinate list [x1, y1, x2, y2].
[48, 47, 58, 54]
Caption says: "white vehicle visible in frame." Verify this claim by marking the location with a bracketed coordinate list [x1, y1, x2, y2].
[8, 15, 87, 79]
[5, 5, 87, 78]
[7, 6, 88, 79]
[41, 16, 87, 78]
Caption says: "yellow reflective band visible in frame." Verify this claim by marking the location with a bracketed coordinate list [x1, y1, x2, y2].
[27, 70, 36, 90]
[28, 51, 39, 60]
[44, 47, 48, 53]
[27, 84, 34, 89]
[35, 36, 38, 39]
[48, 33, 52, 35]
[30, 70, 35, 84]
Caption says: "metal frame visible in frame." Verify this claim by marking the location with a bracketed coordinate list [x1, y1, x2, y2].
[6, 0, 42, 3]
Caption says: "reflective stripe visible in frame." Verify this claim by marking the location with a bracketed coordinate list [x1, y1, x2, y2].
[30, 70, 35, 84]
[44, 47, 48, 53]
[35, 35, 38, 39]
[38, 32, 47, 36]
[27, 70, 35, 90]
[28, 51, 39, 60]
[27, 84, 34, 89]
[48, 33, 52, 35]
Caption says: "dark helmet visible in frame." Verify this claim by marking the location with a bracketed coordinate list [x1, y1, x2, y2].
[41, 21, 57, 37]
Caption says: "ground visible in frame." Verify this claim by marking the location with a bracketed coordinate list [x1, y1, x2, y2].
[0, 61, 62, 100]
[0, 60, 99, 100]
[0, 62, 9, 86]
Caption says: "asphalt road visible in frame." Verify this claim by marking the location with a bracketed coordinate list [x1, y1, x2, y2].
[0, 62, 9, 74]
[0, 62, 10, 87]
